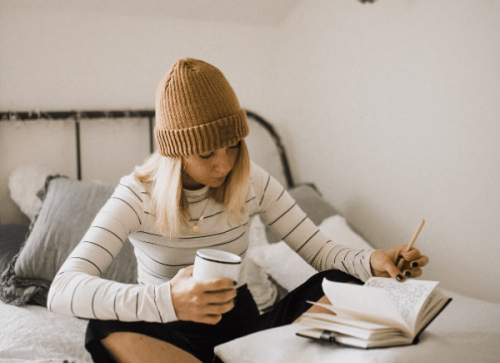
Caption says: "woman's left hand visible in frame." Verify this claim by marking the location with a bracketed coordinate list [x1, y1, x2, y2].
[370, 245, 429, 282]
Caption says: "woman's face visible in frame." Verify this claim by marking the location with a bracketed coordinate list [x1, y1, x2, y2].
[182, 141, 240, 190]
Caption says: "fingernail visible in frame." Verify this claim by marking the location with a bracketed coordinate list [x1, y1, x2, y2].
[404, 271, 411, 277]
[396, 274, 403, 281]
[412, 262, 418, 268]
[398, 254, 404, 259]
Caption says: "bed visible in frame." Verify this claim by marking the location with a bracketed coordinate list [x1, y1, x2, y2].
[1, 109, 499, 363]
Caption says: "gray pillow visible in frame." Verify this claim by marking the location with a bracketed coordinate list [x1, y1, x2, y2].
[265, 184, 337, 243]
[0, 176, 137, 307]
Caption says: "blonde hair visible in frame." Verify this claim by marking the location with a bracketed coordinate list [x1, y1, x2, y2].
[134, 140, 251, 236]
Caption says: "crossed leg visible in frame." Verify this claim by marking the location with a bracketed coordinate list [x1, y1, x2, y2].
[101, 332, 202, 363]
[101, 282, 352, 362]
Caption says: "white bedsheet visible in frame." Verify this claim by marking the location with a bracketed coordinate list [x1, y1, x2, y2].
[0, 300, 92, 363]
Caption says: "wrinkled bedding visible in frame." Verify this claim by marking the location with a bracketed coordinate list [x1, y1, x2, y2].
[0, 300, 91, 363]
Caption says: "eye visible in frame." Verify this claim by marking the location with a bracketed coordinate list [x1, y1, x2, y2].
[198, 152, 214, 160]
[228, 141, 241, 150]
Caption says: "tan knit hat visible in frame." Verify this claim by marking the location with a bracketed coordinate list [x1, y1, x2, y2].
[154, 58, 249, 157]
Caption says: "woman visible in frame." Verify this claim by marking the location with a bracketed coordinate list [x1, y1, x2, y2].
[47, 58, 428, 363]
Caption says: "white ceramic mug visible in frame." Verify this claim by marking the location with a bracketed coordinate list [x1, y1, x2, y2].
[192, 249, 242, 283]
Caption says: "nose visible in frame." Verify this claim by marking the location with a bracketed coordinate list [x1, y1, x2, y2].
[213, 150, 232, 175]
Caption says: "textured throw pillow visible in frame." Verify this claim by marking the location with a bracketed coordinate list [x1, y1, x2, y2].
[0, 176, 137, 307]
[0, 224, 30, 273]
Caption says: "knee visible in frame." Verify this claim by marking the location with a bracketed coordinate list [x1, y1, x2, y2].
[101, 332, 152, 363]
[102, 332, 138, 351]
[101, 332, 202, 363]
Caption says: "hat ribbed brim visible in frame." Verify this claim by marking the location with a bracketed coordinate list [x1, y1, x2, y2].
[155, 109, 248, 157]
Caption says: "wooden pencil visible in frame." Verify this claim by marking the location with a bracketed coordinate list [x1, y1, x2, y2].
[397, 219, 425, 270]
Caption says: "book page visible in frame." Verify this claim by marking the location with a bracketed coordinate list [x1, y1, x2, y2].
[364, 277, 438, 332]
[303, 311, 394, 331]
[321, 279, 409, 333]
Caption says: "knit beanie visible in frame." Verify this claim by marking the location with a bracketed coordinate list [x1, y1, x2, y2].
[155, 58, 249, 157]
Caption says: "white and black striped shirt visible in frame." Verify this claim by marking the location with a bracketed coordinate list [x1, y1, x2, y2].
[48, 161, 373, 323]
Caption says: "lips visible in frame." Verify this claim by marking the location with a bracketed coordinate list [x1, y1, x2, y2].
[211, 175, 228, 186]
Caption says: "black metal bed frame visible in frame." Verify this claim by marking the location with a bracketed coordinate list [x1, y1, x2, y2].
[0, 109, 295, 189]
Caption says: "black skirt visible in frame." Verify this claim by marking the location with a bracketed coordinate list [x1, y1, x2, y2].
[85, 270, 360, 363]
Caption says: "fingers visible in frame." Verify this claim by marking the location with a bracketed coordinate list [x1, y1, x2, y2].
[199, 277, 235, 293]
[177, 303, 235, 325]
[170, 270, 237, 325]
[383, 259, 407, 282]
[189, 279, 236, 305]
[399, 248, 426, 264]
[187, 288, 236, 325]
[398, 249, 428, 270]
[371, 244, 429, 283]
[412, 254, 429, 268]
[401, 267, 422, 279]
[197, 297, 235, 317]
[370, 249, 404, 281]
[187, 301, 235, 325]
[397, 249, 429, 280]
[204, 287, 237, 304]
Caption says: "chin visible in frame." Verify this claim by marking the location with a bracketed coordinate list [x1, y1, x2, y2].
[209, 177, 227, 188]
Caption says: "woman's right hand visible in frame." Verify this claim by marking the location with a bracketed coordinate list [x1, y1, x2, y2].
[169, 266, 237, 325]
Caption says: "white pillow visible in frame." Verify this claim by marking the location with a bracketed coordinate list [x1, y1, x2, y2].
[259, 242, 316, 292]
[318, 215, 373, 250]
[243, 216, 279, 311]
[9, 164, 53, 220]
[259, 215, 374, 292]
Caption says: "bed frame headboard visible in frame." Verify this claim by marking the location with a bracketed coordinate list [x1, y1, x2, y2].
[0, 109, 294, 224]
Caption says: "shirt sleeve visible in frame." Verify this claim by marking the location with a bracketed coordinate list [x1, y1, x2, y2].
[47, 176, 178, 323]
[251, 163, 374, 282]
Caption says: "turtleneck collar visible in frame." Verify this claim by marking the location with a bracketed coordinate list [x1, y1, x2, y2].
[183, 185, 210, 202]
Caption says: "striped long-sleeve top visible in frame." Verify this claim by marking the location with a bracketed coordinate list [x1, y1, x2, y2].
[47, 161, 374, 323]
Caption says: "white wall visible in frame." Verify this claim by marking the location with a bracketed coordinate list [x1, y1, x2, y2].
[269, 0, 500, 303]
[1, 0, 499, 303]
[0, 3, 275, 111]
[0, 2, 276, 223]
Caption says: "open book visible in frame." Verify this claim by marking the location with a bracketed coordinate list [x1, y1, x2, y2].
[296, 277, 452, 348]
